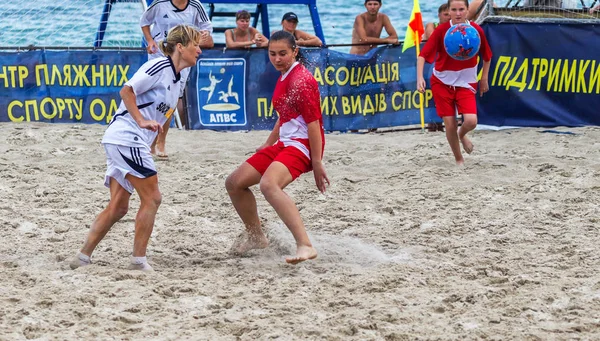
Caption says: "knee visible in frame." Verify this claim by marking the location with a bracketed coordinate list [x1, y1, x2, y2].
[110, 202, 129, 220]
[152, 192, 162, 208]
[259, 177, 277, 197]
[143, 191, 162, 210]
[463, 116, 478, 129]
[225, 173, 238, 193]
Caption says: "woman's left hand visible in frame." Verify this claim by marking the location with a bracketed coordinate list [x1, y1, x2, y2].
[479, 78, 489, 97]
[312, 161, 330, 194]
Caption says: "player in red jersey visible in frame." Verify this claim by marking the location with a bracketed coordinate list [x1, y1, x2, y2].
[225, 30, 329, 264]
[416, 0, 492, 165]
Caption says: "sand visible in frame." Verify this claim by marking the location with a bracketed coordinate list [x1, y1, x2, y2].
[1, 122, 600, 340]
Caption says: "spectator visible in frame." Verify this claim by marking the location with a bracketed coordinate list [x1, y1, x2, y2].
[225, 10, 268, 49]
[277, 12, 323, 47]
[424, 3, 450, 40]
[140, 0, 214, 158]
[349, 0, 398, 55]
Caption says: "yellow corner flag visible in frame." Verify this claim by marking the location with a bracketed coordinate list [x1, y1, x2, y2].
[402, 0, 426, 131]
[402, 0, 425, 53]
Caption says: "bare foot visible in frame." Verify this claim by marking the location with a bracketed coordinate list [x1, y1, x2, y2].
[155, 145, 168, 158]
[456, 158, 465, 166]
[230, 232, 269, 256]
[285, 245, 317, 264]
[460, 135, 474, 154]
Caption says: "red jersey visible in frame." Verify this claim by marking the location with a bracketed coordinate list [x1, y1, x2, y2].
[420, 20, 492, 92]
[272, 62, 324, 160]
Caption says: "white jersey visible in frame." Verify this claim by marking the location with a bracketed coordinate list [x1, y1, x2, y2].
[102, 56, 181, 149]
[141, 0, 212, 58]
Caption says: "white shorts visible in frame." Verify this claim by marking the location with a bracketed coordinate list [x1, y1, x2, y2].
[103, 143, 157, 193]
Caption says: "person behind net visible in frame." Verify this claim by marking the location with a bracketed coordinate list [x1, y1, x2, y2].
[349, 0, 399, 55]
[225, 30, 329, 264]
[416, 0, 493, 166]
[225, 10, 268, 49]
[424, 3, 450, 40]
[69, 25, 203, 271]
[276, 12, 323, 47]
[141, 0, 214, 158]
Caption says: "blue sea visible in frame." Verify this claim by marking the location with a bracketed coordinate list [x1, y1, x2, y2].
[0, 0, 450, 53]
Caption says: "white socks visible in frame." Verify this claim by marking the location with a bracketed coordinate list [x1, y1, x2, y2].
[129, 256, 153, 271]
[69, 252, 91, 270]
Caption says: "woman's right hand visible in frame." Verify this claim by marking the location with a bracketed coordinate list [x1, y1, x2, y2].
[138, 119, 162, 133]
[255, 143, 270, 152]
[146, 40, 158, 54]
[417, 77, 426, 93]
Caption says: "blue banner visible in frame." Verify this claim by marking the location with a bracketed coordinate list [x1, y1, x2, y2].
[2, 23, 599, 129]
[0, 51, 146, 124]
[479, 23, 600, 127]
[187, 46, 439, 131]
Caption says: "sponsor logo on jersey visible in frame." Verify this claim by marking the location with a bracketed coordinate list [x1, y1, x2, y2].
[156, 102, 171, 114]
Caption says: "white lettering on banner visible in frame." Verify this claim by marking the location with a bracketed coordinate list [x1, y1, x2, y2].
[209, 113, 237, 123]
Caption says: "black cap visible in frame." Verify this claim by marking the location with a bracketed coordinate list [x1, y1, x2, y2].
[282, 12, 298, 22]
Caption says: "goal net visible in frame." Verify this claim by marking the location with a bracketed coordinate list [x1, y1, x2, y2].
[475, 0, 600, 24]
[0, 0, 146, 48]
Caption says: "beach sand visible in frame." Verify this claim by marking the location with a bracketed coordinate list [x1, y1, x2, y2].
[1, 122, 600, 340]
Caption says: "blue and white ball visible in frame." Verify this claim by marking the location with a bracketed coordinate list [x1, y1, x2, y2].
[443, 23, 481, 61]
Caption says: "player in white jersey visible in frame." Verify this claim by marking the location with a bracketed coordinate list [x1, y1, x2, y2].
[141, 0, 214, 158]
[69, 25, 203, 271]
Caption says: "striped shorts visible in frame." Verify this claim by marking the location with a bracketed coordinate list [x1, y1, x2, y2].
[103, 143, 157, 193]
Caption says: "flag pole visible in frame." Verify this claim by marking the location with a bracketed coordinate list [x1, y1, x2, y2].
[415, 41, 425, 133]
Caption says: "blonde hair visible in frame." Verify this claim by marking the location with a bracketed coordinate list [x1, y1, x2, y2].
[159, 25, 202, 56]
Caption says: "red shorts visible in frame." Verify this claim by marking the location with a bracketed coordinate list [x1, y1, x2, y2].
[246, 141, 311, 180]
[431, 77, 477, 117]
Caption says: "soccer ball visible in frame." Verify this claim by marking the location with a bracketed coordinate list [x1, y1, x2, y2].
[443, 23, 481, 61]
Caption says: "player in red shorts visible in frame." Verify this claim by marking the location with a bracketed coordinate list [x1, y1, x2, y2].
[416, 0, 492, 165]
[225, 30, 329, 264]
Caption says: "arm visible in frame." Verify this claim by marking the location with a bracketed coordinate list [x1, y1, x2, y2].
[381, 15, 399, 44]
[141, 25, 158, 54]
[225, 29, 255, 49]
[256, 118, 280, 151]
[251, 28, 269, 47]
[295, 30, 323, 47]
[307, 121, 329, 193]
[591, 4, 600, 13]
[119, 85, 162, 132]
[200, 31, 214, 48]
[479, 59, 491, 97]
[416, 56, 426, 93]
[423, 23, 435, 40]
[353, 15, 397, 45]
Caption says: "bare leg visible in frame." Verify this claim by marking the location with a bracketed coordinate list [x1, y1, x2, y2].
[151, 118, 171, 158]
[260, 162, 317, 264]
[80, 178, 131, 256]
[442, 116, 464, 165]
[71, 178, 130, 269]
[177, 95, 187, 130]
[458, 114, 477, 154]
[225, 162, 268, 255]
[126, 174, 161, 258]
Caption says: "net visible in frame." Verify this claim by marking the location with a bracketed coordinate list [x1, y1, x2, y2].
[475, 0, 600, 24]
[0, 0, 146, 48]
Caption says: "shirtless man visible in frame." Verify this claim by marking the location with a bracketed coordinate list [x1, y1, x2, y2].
[350, 0, 398, 55]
